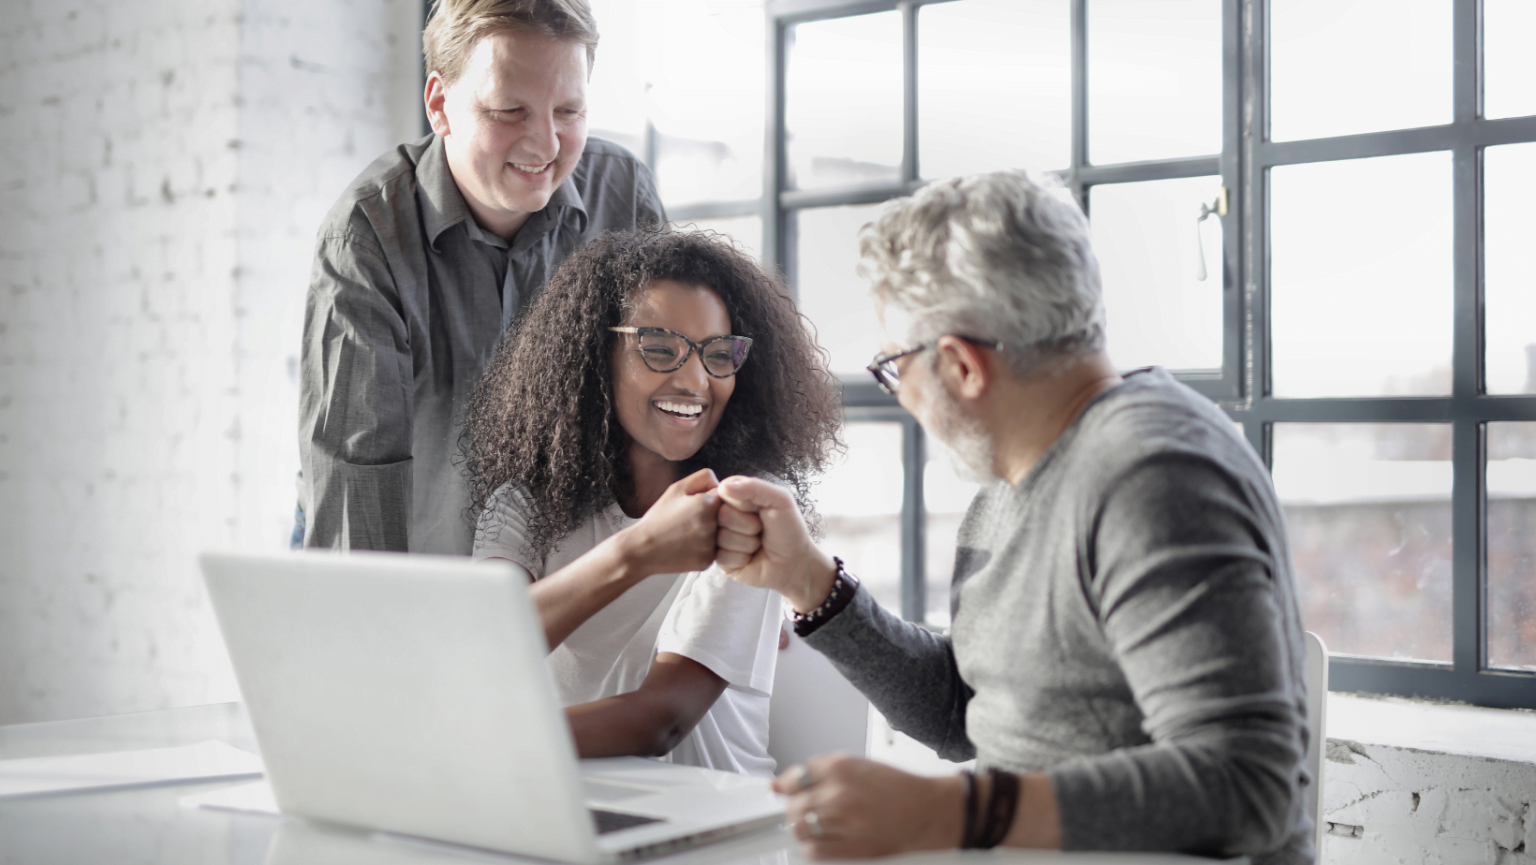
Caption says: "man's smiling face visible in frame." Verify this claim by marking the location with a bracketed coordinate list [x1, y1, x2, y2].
[432, 28, 589, 240]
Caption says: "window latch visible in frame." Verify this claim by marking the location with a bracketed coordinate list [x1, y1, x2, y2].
[1195, 187, 1228, 281]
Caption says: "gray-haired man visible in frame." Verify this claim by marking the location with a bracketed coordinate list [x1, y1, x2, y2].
[715, 171, 1312, 863]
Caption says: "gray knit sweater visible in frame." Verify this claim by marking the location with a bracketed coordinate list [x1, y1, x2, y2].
[805, 368, 1311, 865]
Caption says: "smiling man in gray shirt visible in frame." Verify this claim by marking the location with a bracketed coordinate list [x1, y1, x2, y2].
[715, 170, 1311, 863]
[299, 0, 663, 553]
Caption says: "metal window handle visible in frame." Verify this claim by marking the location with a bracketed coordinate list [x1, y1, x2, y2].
[1195, 187, 1228, 282]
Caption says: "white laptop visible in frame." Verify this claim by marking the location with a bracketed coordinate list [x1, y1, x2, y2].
[199, 550, 784, 864]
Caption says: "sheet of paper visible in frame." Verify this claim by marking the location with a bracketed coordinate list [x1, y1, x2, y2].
[0, 739, 264, 798]
[179, 778, 280, 815]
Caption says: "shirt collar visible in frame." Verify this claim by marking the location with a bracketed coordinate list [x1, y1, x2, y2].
[418, 135, 590, 252]
[418, 135, 471, 250]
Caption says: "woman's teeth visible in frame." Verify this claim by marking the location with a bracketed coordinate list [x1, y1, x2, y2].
[656, 401, 703, 417]
[512, 162, 549, 173]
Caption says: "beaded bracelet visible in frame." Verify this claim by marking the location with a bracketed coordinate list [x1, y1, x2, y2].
[789, 557, 860, 637]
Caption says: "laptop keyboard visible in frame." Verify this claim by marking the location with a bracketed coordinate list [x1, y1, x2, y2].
[591, 808, 665, 835]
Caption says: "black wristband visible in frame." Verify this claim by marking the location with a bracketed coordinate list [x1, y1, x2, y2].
[977, 768, 1021, 849]
[789, 557, 859, 637]
[958, 770, 978, 849]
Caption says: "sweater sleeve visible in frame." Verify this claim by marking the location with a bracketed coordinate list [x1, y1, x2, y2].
[1050, 452, 1307, 860]
[803, 587, 976, 762]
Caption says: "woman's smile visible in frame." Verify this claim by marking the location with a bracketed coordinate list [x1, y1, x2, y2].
[612, 279, 737, 466]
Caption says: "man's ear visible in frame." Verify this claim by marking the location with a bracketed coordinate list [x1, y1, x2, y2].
[424, 72, 451, 136]
[933, 335, 993, 401]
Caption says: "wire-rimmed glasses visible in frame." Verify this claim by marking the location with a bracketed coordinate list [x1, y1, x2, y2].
[867, 336, 1004, 395]
[609, 327, 754, 378]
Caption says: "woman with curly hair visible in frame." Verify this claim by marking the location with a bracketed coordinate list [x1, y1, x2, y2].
[462, 227, 841, 776]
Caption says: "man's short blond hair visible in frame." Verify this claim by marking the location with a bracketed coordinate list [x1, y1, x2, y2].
[424, 0, 599, 88]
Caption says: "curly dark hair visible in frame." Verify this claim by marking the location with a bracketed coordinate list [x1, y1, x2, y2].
[462, 227, 843, 561]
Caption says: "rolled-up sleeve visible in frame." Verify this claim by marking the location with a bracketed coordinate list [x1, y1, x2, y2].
[1051, 453, 1306, 859]
[299, 231, 414, 551]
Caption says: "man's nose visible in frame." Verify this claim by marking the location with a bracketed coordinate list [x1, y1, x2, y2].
[521, 110, 560, 161]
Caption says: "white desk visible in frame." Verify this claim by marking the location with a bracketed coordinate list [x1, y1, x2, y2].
[0, 703, 1229, 865]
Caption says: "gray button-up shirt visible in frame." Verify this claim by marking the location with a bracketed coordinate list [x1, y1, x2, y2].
[299, 134, 664, 554]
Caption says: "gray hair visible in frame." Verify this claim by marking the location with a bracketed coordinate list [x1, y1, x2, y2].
[857, 170, 1105, 376]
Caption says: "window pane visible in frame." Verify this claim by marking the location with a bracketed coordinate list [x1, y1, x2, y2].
[586, 0, 652, 152]
[649, 0, 765, 207]
[1487, 423, 1536, 672]
[1270, 151, 1452, 397]
[786, 12, 902, 190]
[1087, 0, 1221, 165]
[1272, 423, 1453, 663]
[1270, 0, 1452, 142]
[1485, 143, 1536, 395]
[795, 204, 883, 376]
[924, 450, 983, 630]
[1091, 176, 1224, 371]
[919, 0, 1070, 178]
[673, 215, 763, 263]
[1485, 0, 1536, 120]
[814, 422, 905, 615]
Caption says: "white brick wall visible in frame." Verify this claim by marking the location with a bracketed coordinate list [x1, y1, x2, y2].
[0, 0, 421, 724]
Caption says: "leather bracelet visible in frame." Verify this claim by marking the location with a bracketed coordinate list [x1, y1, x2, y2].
[958, 770, 978, 849]
[789, 557, 859, 637]
[976, 768, 1021, 849]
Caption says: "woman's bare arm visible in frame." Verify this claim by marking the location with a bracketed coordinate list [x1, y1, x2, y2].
[564, 652, 729, 758]
[489, 469, 723, 650]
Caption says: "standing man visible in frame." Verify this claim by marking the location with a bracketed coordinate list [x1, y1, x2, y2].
[300, 0, 663, 553]
[714, 171, 1311, 863]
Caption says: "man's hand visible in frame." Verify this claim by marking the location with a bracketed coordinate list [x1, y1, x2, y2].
[714, 476, 837, 613]
[773, 755, 965, 859]
[618, 468, 722, 579]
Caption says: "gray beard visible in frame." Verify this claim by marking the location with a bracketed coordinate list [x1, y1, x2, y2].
[916, 383, 999, 485]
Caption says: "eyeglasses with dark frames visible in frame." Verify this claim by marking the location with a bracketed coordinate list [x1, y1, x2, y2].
[609, 326, 754, 378]
[867, 336, 1005, 395]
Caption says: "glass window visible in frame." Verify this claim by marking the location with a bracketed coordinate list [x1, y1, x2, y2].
[1090, 176, 1225, 371]
[794, 203, 885, 376]
[924, 450, 983, 629]
[919, 0, 1071, 178]
[648, 0, 766, 207]
[1484, 0, 1536, 121]
[1487, 422, 1536, 672]
[1269, 0, 1452, 142]
[585, 0, 652, 153]
[1269, 151, 1453, 398]
[813, 422, 905, 614]
[1272, 423, 1454, 663]
[672, 216, 764, 263]
[1087, 0, 1222, 165]
[785, 11, 903, 190]
[1484, 143, 1536, 395]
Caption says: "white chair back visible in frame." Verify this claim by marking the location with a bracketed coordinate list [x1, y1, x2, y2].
[1302, 631, 1329, 861]
[767, 631, 869, 772]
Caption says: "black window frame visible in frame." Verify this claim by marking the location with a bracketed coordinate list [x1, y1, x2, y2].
[760, 0, 1536, 709]
[1233, 0, 1536, 708]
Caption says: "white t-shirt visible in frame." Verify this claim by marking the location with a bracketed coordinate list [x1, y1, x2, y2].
[473, 485, 781, 777]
